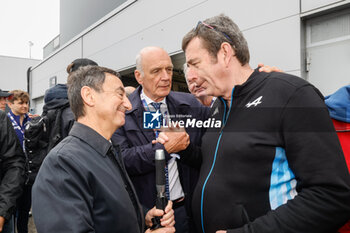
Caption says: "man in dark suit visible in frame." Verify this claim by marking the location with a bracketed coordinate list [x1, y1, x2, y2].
[112, 47, 208, 233]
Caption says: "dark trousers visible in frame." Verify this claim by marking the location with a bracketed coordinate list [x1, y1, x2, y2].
[16, 185, 32, 233]
[2, 215, 14, 233]
[174, 205, 190, 233]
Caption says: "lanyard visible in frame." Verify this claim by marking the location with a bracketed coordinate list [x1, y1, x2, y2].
[140, 95, 169, 137]
[7, 112, 26, 152]
[141, 98, 152, 112]
[7, 112, 24, 135]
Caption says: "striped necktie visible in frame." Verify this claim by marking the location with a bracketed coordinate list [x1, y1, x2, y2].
[151, 102, 170, 199]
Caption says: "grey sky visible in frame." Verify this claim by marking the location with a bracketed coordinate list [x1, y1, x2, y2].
[0, 0, 59, 60]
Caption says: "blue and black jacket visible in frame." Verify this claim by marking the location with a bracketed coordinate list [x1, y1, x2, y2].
[192, 69, 350, 233]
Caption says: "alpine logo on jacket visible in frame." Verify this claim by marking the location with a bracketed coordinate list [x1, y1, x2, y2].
[246, 96, 263, 108]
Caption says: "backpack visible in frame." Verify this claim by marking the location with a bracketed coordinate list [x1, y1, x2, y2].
[24, 104, 70, 185]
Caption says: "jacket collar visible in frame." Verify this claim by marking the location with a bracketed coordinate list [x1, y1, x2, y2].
[8, 110, 29, 128]
[231, 68, 269, 97]
[69, 122, 112, 157]
[127, 86, 144, 115]
[127, 86, 191, 115]
[125, 86, 193, 142]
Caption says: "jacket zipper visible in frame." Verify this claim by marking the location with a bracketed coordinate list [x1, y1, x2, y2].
[200, 88, 235, 233]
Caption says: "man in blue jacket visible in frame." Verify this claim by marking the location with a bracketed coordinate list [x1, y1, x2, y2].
[112, 47, 209, 233]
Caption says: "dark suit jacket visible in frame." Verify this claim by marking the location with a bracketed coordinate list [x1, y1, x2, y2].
[111, 86, 209, 213]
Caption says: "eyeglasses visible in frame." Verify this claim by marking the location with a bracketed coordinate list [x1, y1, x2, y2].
[196, 21, 234, 45]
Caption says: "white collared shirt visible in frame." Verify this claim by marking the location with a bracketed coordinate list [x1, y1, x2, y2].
[140, 90, 184, 201]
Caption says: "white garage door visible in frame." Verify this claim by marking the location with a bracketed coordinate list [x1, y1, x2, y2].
[305, 9, 350, 96]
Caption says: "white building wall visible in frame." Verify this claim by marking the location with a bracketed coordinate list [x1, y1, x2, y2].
[301, 0, 346, 12]
[0, 56, 40, 92]
[83, 0, 300, 71]
[29, 0, 350, 113]
[30, 39, 82, 99]
[60, 0, 127, 46]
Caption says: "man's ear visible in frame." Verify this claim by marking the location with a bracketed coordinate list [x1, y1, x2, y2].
[134, 70, 143, 85]
[220, 42, 235, 67]
[80, 86, 95, 107]
[7, 101, 13, 108]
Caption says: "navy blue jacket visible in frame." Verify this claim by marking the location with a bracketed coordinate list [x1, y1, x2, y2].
[112, 86, 209, 212]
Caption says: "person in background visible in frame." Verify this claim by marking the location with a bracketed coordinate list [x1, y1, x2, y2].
[7, 90, 30, 149]
[6, 90, 32, 233]
[24, 58, 99, 195]
[182, 14, 350, 233]
[183, 63, 282, 107]
[0, 89, 13, 112]
[66, 58, 99, 74]
[325, 85, 350, 172]
[23, 58, 99, 209]
[183, 64, 215, 107]
[125, 86, 136, 98]
[325, 85, 350, 233]
[32, 65, 175, 233]
[0, 110, 26, 233]
[112, 46, 209, 233]
[42, 58, 99, 138]
[42, 83, 74, 138]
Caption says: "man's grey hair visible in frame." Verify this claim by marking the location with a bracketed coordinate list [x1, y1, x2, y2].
[182, 14, 250, 65]
[183, 63, 189, 77]
[135, 46, 170, 76]
[183, 63, 189, 86]
[135, 53, 143, 75]
[67, 65, 120, 119]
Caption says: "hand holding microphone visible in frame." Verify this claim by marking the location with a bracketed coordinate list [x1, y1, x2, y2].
[145, 148, 175, 231]
[150, 149, 169, 230]
[145, 201, 175, 231]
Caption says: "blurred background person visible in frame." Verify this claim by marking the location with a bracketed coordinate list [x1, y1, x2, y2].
[124, 86, 136, 98]
[0, 110, 26, 233]
[0, 89, 13, 112]
[183, 63, 281, 107]
[7, 90, 31, 233]
[325, 84, 350, 233]
[23, 58, 99, 210]
[325, 84, 350, 172]
[183, 64, 215, 107]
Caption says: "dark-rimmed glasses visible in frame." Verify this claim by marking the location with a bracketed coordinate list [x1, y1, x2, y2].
[196, 21, 234, 45]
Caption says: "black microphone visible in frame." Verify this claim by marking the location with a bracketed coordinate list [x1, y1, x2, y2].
[151, 149, 168, 230]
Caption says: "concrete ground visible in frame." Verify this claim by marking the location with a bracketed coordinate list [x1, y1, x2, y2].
[15, 215, 37, 233]
[28, 215, 37, 233]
